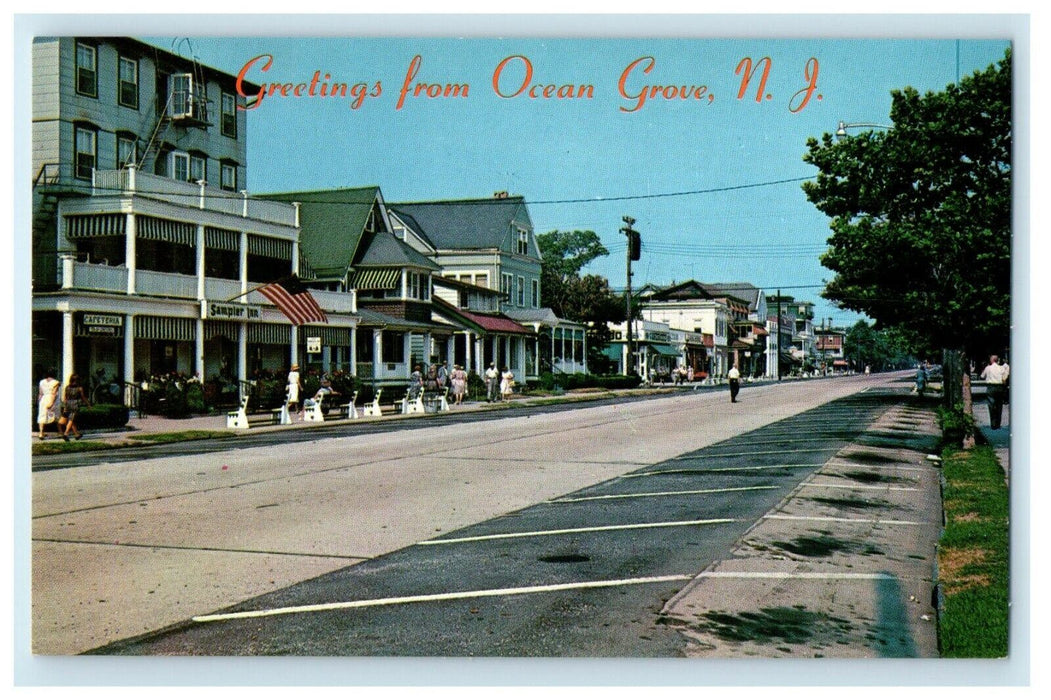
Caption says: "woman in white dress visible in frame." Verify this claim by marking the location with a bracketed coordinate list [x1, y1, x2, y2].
[37, 368, 60, 440]
[500, 367, 515, 399]
[287, 363, 302, 412]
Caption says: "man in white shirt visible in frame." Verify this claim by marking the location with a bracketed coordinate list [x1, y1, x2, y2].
[980, 354, 1009, 429]
[728, 364, 741, 403]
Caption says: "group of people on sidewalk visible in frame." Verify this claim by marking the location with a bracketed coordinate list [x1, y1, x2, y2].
[36, 369, 89, 441]
[484, 362, 516, 403]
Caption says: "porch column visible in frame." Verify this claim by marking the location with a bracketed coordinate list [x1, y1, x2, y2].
[290, 326, 298, 367]
[195, 224, 206, 300]
[373, 330, 383, 381]
[195, 318, 205, 380]
[423, 332, 432, 365]
[403, 332, 413, 375]
[491, 336, 498, 368]
[61, 311, 74, 383]
[349, 326, 357, 376]
[237, 323, 247, 387]
[464, 331, 473, 374]
[239, 231, 249, 299]
[125, 213, 137, 294]
[446, 335, 455, 365]
[123, 314, 135, 385]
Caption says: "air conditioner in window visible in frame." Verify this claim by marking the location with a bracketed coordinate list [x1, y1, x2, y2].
[167, 74, 207, 122]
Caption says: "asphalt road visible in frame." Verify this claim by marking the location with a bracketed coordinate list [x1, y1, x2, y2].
[31, 372, 912, 656]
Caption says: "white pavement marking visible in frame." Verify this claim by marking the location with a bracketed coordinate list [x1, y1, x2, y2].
[693, 571, 900, 580]
[827, 461, 927, 472]
[700, 447, 840, 457]
[191, 574, 696, 623]
[763, 514, 934, 526]
[417, 518, 737, 545]
[547, 485, 780, 503]
[799, 483, 919, 492]
[622, 464, 822, 478]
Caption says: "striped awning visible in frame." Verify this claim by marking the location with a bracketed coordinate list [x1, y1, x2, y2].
[138, 216, 196, 247]
[300, 325, 351, 346]
[65, 214, 126, 238]
[247, 323, 290, 345]
[204, 320, 240, 342]
[135, 315, 195, 341]
[205, 227, 239, 251]
[351, 267, 401, 290]
[248, 234, 293, 260]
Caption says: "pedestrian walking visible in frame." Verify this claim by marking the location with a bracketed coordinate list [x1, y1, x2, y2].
[59, 374, 90, 441]
[485, 362, 500, 402]
[286, 363, 302, 414]
[914, 363, 928, 397]
[36, 368, 61, 440]
[410, 365, 424, 400]
[450, 364, 468, 405]
[437, 361, 449, 391]
[728, 364, 741, 403]
[980, 354, 1010, 429]
[500, 367, 515, 399]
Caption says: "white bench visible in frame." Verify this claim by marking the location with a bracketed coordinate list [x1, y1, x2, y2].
[402, 390, 426, 415]
[227, 395, 285, 430]
[341, 391, 360, 419]
[362, 389, 383, 417]
[302, 392, 333, 423]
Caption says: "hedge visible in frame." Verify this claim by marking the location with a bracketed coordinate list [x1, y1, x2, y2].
[527, 373, 642, 392]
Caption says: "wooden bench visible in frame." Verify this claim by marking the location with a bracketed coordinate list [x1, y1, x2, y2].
[302, 391, 336, 423]
[401, 390, 426, 415]
[340, 391, 360, 419]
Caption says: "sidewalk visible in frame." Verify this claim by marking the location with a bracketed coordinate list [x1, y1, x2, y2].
[972, 397, 1010, 480]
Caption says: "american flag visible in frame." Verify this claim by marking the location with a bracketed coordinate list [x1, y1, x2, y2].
[257, 275, 328, 326]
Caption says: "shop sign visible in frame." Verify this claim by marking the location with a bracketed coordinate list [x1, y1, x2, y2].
[202, 300, 262, 321]
[647, 330, 671, 343]
[306, 336, 322, 354]
[81, 313, 123, 337]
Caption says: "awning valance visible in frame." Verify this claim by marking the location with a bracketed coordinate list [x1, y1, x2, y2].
[205, 227, 239, 251]
[649, 344, 680, 357]
[248, 234, 293, 260]
[135, 315, 195, 341]
[204, 320, 240, 342]
[247, 323, 290, 345]
[352, 267, 401, 290]
[300, 325, 351, 346]
[138, 216, 196, 246]
[65, 214, 126, 238]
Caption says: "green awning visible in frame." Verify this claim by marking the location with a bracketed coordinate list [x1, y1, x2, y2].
[352, 267, 401, 290]
[649, 344, 680, 357]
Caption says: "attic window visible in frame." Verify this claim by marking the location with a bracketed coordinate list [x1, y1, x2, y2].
[517, 228, 530, 256]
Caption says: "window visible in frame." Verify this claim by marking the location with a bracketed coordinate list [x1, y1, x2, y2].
[75, 42, 97, 97]
[167, 73, 206, 121]
[517, 276, 525, 306]
[531, 279, 539, 308]
[475, 273, 489, 289]
[501, 273, 513, 301]
[407, 272, 431, 301]
[116, 134, 137, 168]
[220, 162, 237, 191]
[221, 92, 237, 138]
[118, 55, 138, 108]
[381, 331, 405, 364]
[170, 152, 190, 182]
[517, 228, 530, 256]
[189, 153, 206, 183]
[74, 125, 96, 179]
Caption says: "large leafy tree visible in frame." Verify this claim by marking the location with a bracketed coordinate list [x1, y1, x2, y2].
[537, 230, 626, 372]
[803, 50, 1011, 357]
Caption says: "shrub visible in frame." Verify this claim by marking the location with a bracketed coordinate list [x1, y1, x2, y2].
[937, 403, 977, 445]
[74, 403, 130, 430]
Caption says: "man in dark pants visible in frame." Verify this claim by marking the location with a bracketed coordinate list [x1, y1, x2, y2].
[980, 354, 1009, 429]
[728, 364, 741, 403]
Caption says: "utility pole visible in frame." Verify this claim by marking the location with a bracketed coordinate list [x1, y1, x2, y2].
[621, 216, 640, 376]
[776, 289, 782, 381]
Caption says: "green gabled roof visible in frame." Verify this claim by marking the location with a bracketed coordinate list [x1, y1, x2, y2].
[261, 186, 383, 280]
[389, 195, 532, 252]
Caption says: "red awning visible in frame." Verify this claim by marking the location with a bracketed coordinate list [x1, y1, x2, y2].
[457, 309, 532, 335]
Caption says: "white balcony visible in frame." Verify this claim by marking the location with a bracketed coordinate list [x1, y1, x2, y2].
[62, 259, 128, 293]
[92, 167, 298, 228]
[136, 269, 199, 298]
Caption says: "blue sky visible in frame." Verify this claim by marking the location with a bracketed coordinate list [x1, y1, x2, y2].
[145, 30, 1010, 328]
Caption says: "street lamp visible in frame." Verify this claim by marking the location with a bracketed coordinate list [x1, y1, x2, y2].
[835, 121, 893, 141]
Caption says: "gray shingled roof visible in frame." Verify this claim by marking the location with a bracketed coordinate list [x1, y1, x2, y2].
[356, 230, 439, 270]
[389, 196, 532, 252]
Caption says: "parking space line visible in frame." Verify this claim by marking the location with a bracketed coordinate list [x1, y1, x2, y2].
[622, 464, 822, 478]
[191, 574, 696, 623]
[799, 483, 919, 492]
[763, 514, 934, 526]
[547, 485, 780, 503]
[417, 518, 737, 545]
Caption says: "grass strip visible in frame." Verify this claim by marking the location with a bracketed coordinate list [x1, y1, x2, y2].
[31, 440, 115, 455]
[937, 445, 1009, 658]
[127, 430, 233, 444]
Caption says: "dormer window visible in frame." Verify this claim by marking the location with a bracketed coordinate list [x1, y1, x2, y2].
[517, 228, 530, 256]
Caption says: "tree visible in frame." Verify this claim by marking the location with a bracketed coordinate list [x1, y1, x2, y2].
[844, 320, 916, 372]
[537, 230, 610, 319]
[802, 50, 1011, 358]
